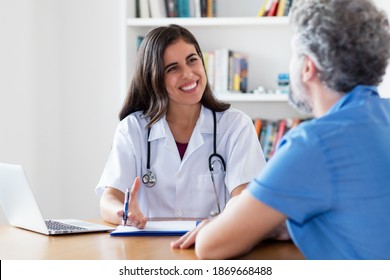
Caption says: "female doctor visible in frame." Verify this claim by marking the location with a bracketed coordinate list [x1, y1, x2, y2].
[96, 24, 266, 228]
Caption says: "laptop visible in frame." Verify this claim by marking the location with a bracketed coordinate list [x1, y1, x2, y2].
[0, 163, 115, 235]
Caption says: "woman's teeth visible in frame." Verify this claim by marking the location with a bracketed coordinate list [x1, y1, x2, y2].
[181, 82, 197, 91]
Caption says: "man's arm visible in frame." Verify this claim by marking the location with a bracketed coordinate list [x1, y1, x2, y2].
[170, 183, 248, 249]
[195, 190, 287, 259]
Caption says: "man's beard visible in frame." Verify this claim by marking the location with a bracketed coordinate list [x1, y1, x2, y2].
[288, 76, 313, 115]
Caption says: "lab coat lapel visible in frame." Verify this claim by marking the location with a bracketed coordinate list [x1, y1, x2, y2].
[182, 107, 214, 162]
[150, 115, 182, 156]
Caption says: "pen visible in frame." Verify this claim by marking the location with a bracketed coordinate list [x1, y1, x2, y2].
[122, 188, 130, 226]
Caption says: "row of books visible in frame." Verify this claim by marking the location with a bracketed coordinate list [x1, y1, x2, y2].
[203, 49, 248, 94]
[136, 0, 217, 18]
[258, 0, 294, 17]
[253, 118, 302, 161]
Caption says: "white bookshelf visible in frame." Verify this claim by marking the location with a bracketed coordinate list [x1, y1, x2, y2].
[215, 93, 289, 102]
[127, 16, 289, 27]
[125, 0, 303, 120]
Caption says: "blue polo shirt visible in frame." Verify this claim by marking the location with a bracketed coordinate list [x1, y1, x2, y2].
[248, 85, 390, 259]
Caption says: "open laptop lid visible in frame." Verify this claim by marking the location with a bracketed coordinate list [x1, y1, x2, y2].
[0, 163, 50, 234]
[0, 163, 114, 235]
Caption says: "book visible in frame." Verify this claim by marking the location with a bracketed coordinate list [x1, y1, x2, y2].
[192, 0, 202, 17]
[110, 220, 198, 236]
[178, 0, 191, 17]
[149, 0, 167, 18]
[267, 0, 279, 17]
[262, 0, 273, 16]
[200, 0, 207, 17]
[214, 48, 231, 93]
[206, 0, 216, 17]
[139, 0, 151, 18]
[284, 0, 293, 16]
[269, 119, 286, 157]
[228, 54, 248, 93]
[257, 0, 269, 17]
[255, 118, 304, 160]
[254, 118, 263, 139]
[239, 55, 248, 93]
[205, 49, 248, 94]
[135, 0, 141, 18]
[276, 0, 287, 16]
[205, 51, 215, 90]
[165, 0, 177, 17]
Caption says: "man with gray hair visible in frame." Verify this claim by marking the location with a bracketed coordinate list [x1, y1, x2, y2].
[172, 0, 390, 259]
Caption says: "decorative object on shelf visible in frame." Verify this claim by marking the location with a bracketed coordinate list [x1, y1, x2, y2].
[277, 73, 289, 94]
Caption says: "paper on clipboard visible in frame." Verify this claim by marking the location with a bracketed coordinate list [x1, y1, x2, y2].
[109, 220, 198, 236]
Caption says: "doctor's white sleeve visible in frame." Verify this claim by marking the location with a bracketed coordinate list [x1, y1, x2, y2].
[95, 127, 137, 196]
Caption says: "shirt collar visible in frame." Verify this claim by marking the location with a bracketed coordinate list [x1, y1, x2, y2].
[327, 85, 379, 115]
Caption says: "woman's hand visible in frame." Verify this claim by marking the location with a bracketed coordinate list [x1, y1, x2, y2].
[118, 177, 147, 229]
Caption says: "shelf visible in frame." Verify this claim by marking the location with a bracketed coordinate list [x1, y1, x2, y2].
[125, 9, 299, 119]
[216, 93, 289, 102]
[127, 17, 289, 27]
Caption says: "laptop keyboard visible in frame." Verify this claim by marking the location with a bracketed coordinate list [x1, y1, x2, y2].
[45, 220, 87, 231]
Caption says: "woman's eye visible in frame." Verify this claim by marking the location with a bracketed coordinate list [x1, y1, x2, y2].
[189, 57, 198, 63]
[166, 66, 176, 73]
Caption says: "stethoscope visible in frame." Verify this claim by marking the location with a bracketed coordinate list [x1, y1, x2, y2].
[142, 110, 227, 216]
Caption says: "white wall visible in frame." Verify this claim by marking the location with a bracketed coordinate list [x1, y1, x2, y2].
[0, 0, 125, 224]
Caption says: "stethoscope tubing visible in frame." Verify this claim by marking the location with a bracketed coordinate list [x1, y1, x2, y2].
[142, 110, 227, 215]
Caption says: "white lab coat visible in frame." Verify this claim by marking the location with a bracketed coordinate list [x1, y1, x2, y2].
[96, 106, 266, 219]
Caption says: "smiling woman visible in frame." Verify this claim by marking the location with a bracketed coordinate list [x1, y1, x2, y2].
[163, 39, 206, 113]
[95, 24, 266, 231]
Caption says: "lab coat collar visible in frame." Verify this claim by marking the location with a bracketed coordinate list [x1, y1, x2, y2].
[183, 106, 215, 162]
[147, 115, 167, 142]
[147, 106, 216, 159]
[148, 105, 215, 142]
[198, 106, 215, 135]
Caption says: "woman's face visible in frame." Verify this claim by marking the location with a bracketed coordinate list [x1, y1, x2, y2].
[163, 39, 207, 108]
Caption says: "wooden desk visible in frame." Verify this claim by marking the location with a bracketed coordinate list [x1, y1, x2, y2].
[0, 222, 304, 260]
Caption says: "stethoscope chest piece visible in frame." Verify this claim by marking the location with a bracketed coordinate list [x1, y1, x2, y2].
[142, 170, 156, 188]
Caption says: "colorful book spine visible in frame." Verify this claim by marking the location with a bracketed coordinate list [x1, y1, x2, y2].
[255, 118, 304, 160]
[269, 119, 286, 157]
[239, 56, 248, 93]
[200, 0, 207, 17]
[267, 0, 279, 17]
[254, 119, 263, 139]
[204, 49, 248, 94]
[165, 0, 177, 17]
[177, 0, 191, 17]
[276, 0, 287, 16]
[284, 0, 293, 16]
[258, 0, 269, 17]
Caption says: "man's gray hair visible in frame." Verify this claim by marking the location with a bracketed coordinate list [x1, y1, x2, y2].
[289, 0, 390, 93]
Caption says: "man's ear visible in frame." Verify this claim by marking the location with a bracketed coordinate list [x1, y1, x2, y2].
[302, 56, 318, 83]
